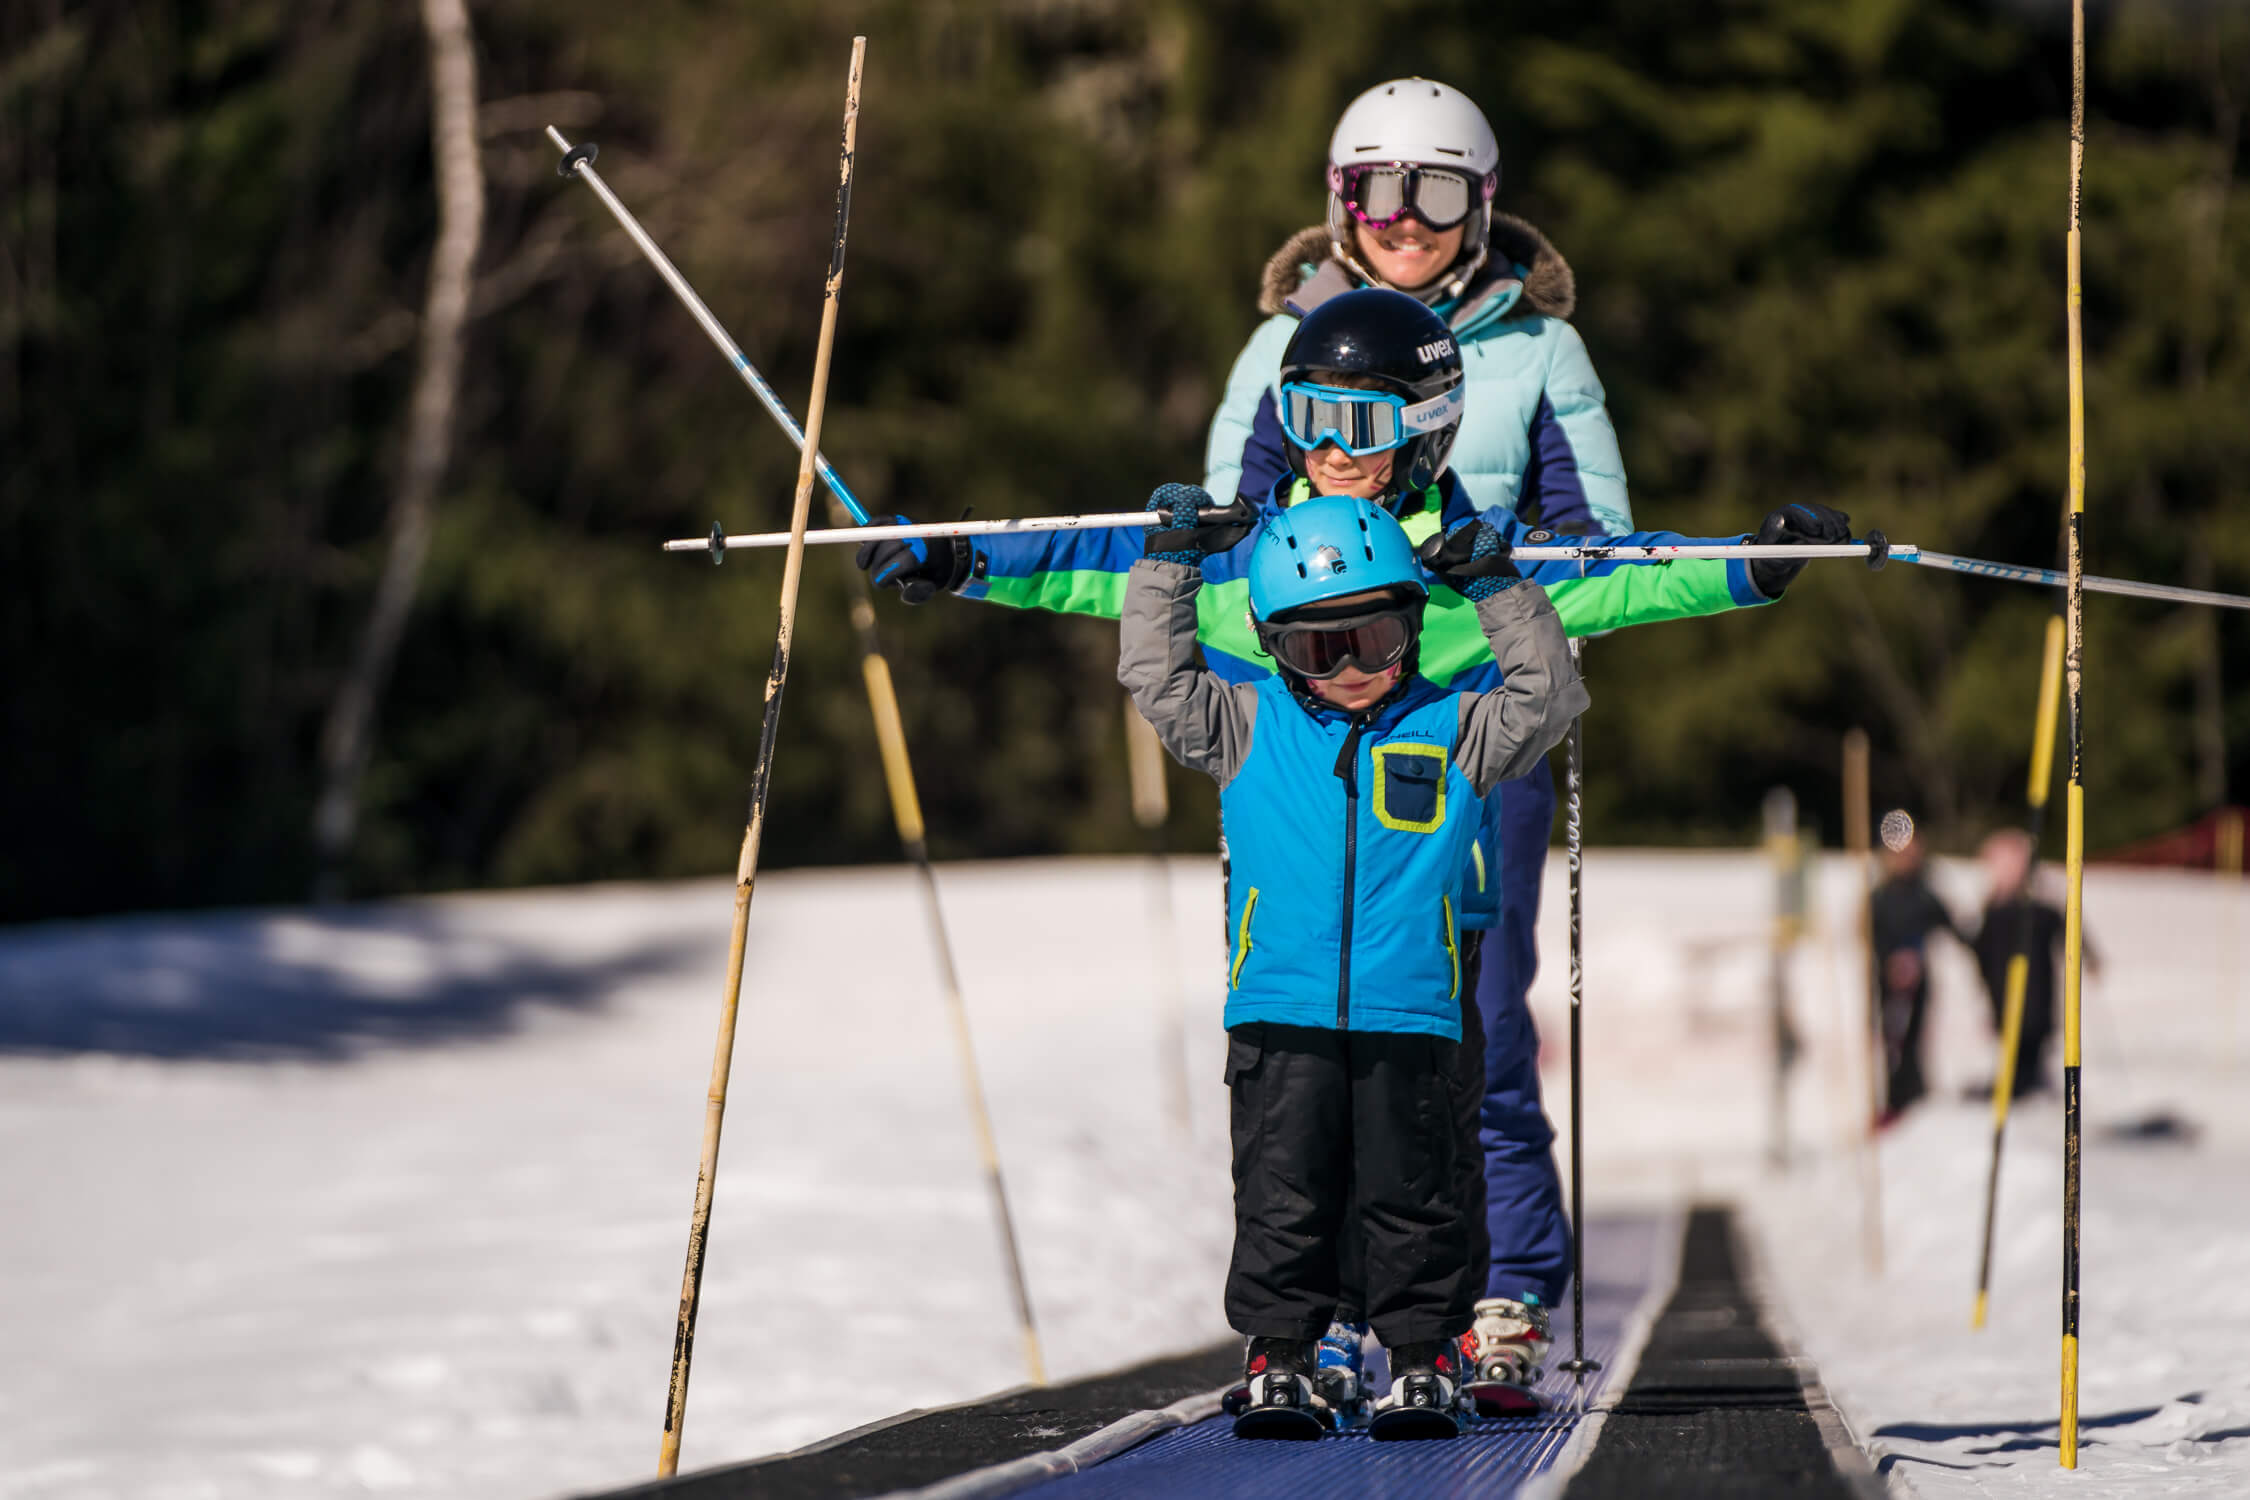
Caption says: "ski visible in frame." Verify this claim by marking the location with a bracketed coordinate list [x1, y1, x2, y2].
[1367, 1400, 1464, 1441]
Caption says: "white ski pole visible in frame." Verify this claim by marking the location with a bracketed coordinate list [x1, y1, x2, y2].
[665, 518, 2250, 612]
[665, 518, 1901, 561]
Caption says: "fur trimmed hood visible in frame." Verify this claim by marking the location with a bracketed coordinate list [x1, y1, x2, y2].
[1256, 214, 1577, 323]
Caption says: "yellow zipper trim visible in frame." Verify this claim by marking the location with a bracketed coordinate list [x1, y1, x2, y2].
[1230, 888, 1261, 990]
[1443, 896, 1460, 1002]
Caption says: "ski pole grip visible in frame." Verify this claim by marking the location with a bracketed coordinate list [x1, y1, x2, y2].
[1862, 530, 1890, 571]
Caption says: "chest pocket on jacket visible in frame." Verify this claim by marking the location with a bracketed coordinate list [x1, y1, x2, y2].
[1371, 742, 1447, 833]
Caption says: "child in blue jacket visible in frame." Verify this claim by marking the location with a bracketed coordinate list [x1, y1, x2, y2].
[1120, 490, 1585, 1437]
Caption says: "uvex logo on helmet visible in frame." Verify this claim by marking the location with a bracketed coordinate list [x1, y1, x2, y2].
[1416, 338, 1455, 366]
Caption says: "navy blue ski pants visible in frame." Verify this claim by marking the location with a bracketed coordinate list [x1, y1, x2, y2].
[1473, 759, 1572, 1310]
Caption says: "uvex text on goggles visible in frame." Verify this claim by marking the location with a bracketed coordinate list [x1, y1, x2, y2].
[1281, 381, 1465, 458]
[1329, 162, 1495, 231]
[1257, 602, 1422, 681]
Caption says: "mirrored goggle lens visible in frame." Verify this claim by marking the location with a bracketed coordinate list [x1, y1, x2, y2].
[1282, 385, 1405, 455]
[1341, 165, 1478, 230]
[1268, 612, 1414, 679]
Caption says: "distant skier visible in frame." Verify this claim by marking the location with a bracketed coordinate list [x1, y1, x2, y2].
[1121, 489, 1585, 1438]
[1969, 828, 2099, 1099]
[1870, 825, 1964, 1121]
[859, 286, 1853, 1414]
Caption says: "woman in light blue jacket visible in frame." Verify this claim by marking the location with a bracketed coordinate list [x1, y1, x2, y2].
[1202, 76, 1632, 1414]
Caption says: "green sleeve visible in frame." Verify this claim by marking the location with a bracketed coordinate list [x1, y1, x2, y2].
[1417, 561, 1758, 684]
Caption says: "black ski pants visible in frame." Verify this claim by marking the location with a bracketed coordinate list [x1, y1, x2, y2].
[1224, 1019, 1477, 1348]
[1333, 935, 1489, 1327]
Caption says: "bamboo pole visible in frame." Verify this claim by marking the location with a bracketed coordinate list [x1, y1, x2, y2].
[1124, 703, 1191, 1137]
[1842, 729, 1883, 1276]
[657, 39, 865, 1478]
[2060, 0, 2087, 1467]
[1972, 613, 2066, 1329]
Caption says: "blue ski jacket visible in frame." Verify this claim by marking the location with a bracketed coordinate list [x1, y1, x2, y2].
[1119, 561, 1588, 1040]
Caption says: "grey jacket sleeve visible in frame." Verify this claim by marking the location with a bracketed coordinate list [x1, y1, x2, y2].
[1453, 583, 1590, 797]
[1118, 560, 1261, 788]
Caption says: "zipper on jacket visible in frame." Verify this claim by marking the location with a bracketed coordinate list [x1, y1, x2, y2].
[1443, 896, 1461, 1002]
[1333, 714, 1372, 1031]
[1230, 888, 1260, 990]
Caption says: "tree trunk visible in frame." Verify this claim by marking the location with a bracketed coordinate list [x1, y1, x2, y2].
[312, 0, 484, 898]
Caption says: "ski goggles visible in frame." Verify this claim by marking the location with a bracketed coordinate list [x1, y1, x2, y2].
[1280, 380, 1464, 457]
[1257, 603, 1421, 681]
[1329, 162, 1494, 231]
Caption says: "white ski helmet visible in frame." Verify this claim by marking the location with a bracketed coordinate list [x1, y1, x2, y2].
[1325, 78, 1501, 302]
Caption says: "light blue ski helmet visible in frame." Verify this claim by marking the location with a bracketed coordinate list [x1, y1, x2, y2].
[1246, 494, 1429, 622]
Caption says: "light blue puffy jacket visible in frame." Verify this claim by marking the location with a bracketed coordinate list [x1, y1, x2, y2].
[1203, 218, 1634, 536]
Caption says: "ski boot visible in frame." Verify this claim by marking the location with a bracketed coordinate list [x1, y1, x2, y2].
[1462, 1295, 1551, 1417]
[1314, 1319, 1372, 1427]
[1231, 1337, 1328, 1440]
[1368, 1338, 1465, 1440]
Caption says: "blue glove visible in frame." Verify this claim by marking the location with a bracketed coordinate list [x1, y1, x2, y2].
[1416, 517, 1522, 602]
[855, 514, 973, 604]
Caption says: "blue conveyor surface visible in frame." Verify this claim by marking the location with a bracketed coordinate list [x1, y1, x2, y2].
[1017, 1214, 1663, 1500]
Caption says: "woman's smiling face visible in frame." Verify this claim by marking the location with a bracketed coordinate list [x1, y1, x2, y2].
[1353, 217, 1466, 292]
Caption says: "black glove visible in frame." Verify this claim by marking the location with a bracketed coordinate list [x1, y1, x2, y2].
[1143, 483, 1257, 560]
[1415, 517, 1521, 601]
[856, 513, 974, 604]
[1748, 501, 1852, 598]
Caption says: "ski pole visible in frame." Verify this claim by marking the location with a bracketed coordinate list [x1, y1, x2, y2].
[1972, 611, 2065, 1331]
[555, 104, 1049, 1390]
[2060, 0, 2088, 1466]
[654, 38, 864, 1480]
[548, 129, 870, 525]
[668, 522, 1903, 560]
[665, 522, 2250, 613]
[1900, 548, 2250, 612]
[1559, 639, 1601, 1397]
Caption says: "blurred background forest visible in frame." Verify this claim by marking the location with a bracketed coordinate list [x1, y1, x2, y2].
[4, 0, 2247, 922]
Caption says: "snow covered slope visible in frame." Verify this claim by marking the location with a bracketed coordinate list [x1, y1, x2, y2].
[0, 852, 2243, 1498]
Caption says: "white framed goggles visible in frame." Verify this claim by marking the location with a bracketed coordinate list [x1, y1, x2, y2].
[1280, 380, 1463, 457]
[1329, 162, 1495, 231]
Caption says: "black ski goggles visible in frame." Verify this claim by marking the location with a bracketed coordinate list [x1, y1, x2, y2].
[1257, 602, 1423, 681]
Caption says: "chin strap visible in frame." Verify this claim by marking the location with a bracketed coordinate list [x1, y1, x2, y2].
[1326, 199, 1492, 308]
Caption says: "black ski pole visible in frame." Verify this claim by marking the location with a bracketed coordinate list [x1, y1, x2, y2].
[1561, 640, 1601, 1395]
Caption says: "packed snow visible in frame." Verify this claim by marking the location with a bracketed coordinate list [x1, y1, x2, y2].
[0, 850, 2243, 1498]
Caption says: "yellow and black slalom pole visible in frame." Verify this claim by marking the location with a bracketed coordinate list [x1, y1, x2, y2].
[2060, 0, 2089, 1467]
[835, 538, 1047, 1388]
[646, 39, 863, 1478]
[550, 94, 1047, 1389]
[1971, 611, 2065, 1330]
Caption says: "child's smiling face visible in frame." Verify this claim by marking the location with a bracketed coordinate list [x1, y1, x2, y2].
[1304, 441, 1395, 501]
[1354, 217, 1467, 292]
[1307, 661, 1402, 712]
